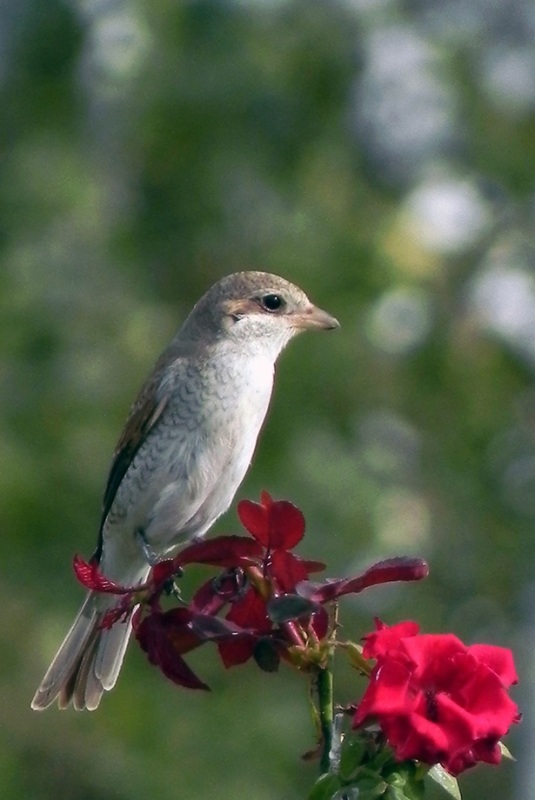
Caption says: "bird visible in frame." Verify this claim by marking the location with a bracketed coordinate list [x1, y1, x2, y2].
[31, 271, 339, 711]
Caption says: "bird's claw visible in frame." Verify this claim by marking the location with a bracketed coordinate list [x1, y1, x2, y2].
[213, 567, 248, 599]
[136, 528, 161, 567]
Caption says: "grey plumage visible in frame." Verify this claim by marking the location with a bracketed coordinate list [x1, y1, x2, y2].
[31, 271, 338, 710]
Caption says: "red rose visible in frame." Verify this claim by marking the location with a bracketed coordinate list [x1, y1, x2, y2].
[354, 620, 520, 775]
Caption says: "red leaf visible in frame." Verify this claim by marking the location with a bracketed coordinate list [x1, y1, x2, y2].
[157, 608, 204, 654]
[259, 490, 273, 508]
[218, 588, 273, 667]
[191, 570, 248, 615]
[218, 636, 257, 668]
[72, 554, 134, 594]
[174, 535, 263, 568]
[299, 557, 429, 603]
[151, 560, 177, 586]
[100, 597, 134, 629]
[135, 611, 209, 690]
[269, 501, 305, 549]
[225, 587, 273, 632]
[191, 577, 229, 615]
[310, 607, 329, 639]
[239, 496, 306, 550]
[300, 558, 326, 575]
[270, 551, 311, 592]
[237, 500, 270, 545]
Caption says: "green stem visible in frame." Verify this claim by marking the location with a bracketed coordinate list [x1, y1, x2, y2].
[316, 664, 334, 774]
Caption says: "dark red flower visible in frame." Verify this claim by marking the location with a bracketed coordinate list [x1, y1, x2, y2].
[72, 494, 433, 696]
[135, 606, 257, 690]
[218, 588, 275, 667]
[211, 493, 331, 667]
[353, 620, 520, 776]
[136, 609, 209, 690]
[238, 491, 305, 549]
[238, 492, 324, 592]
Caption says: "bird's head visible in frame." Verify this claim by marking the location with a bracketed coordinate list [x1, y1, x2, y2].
[183, 271, 339, 358]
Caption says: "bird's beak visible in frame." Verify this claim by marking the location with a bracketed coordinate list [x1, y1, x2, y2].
[292, 304, 340, 331]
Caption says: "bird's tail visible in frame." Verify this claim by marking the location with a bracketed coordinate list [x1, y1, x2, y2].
[31, 591, 134, 711]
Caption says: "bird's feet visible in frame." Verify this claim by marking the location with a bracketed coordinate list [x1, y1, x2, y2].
[136, 527, 162, 567]
[213, 567, 248, 599]
[136, 528, 183, 600]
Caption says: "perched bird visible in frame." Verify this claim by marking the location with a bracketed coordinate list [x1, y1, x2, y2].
[31, 271, 339, 711]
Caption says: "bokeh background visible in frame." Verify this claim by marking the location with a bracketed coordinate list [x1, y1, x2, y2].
[2, 0, 535, 798]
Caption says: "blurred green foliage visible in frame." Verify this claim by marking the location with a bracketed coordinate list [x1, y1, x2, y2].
[1, 0, 534, 798]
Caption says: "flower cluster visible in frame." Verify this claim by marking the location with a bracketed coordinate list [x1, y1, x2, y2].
[75, 492, 426, 689]
[73, 492, 519, 792]
[354, 620, 520, 775]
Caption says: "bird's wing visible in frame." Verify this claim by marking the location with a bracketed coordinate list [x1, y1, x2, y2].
[92, 348, 181, 561]
[101, 388, 169, 530]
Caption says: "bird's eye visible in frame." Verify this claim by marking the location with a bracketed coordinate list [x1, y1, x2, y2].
[259, 293, 285, 312]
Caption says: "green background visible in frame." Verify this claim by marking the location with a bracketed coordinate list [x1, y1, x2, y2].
[2, 0, 534, 798]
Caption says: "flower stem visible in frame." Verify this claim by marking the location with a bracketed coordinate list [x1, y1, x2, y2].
[316, 663, 334, 774]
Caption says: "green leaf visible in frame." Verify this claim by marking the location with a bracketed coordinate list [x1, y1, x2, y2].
[353, 778, 388, 799]
[267, 594, 318, 623]
[426, 765, 462, 800]
[352, 768, 388, 798]
[385, 767, 425, 800]
[333, 789, 361, 800]
[308, 773, 343, 800]
[253, 638, 280, 672]
[344, 641, 372, 674]
[385, 786, 411, 800]
[339, 733, 368, 780]
[372, 746, 397, 771]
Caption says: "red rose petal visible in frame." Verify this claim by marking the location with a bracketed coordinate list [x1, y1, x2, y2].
[468, 643, 519, 687]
